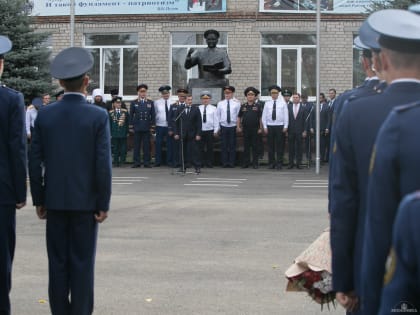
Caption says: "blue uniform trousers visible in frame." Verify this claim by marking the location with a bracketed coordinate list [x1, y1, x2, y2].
[133, 131, 151, 166]
[220, 126, 236, 167]
[0, 206, 15, 315]
[46, 210, 98, 315]
[155, 126, 172, 165]
[200, 130, 214, 167]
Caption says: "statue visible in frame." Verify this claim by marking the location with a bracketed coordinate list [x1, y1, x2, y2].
[184, 29, 231, 103]
[184, 29, 231, 80]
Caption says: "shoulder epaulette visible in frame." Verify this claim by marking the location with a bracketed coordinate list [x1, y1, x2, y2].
[109, 109, 115, 113]
[395, 101, 420, 113]
[121, 108, 128, 112]
[1, 84, 20, 94]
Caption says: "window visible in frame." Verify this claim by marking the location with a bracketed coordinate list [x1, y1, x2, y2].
[261, 34, 316, 97]
[171, 32, 228, 91]
[84, 33, 138, 97]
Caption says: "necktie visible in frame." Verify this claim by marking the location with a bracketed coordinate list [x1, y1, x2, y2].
[117, 109, 121, 118]
[227, 100, 231, 124]
[203, 106, 207, 123]
[272, 100, 276, 121]
[165, 100, 168, 122]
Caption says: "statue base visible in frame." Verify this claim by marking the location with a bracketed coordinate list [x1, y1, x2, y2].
[187, 78, 229, 105]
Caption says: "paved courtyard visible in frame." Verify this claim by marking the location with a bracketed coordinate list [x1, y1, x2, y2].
[12, 165, 344, 315]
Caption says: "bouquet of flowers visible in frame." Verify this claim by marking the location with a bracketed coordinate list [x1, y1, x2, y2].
[285, 228, 335, 308]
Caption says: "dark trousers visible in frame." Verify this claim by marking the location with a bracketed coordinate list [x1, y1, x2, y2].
[133, 131, 150, 166]
[243, 128, 258, 167]
[304, 133, 312, 161]
[320, 133, 329, 162]
[288, 132, 303, 166]
[155, 126, 171, 165]
[172, 137, 180, 167]
[180, 137, 200, 168]
[111, 137, 127, 165]
[46, 210, 98, 315]
[267, 125, 284, 166]
[324, 133, 331, 162]
[220, 126, 236, 167]
[257, 133, 264, 159]
[0, 206, 15, 315]
[200, 130, 214, 167]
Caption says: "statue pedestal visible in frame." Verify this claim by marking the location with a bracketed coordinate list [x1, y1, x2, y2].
[187, 78, 228, 105]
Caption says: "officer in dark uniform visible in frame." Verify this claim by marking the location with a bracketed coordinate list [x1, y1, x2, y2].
[238, 87, 262, 169]
[29, 47, 112, 315]
[174, 94, 202, 173]
[377, 191, 420, 314]
[109, 96, 129, 167]
[130, 83, 156, 168]
[329, 9, 420, 314]
[0, 35, 26, 315]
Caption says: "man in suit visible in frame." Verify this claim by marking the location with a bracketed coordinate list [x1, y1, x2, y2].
[174, 94, 202, 173]
[310, 93, 330, 163]
[29, 47, 112, 315]
[287, 92, 307, 169]
[330, 10, 420, 314]
[300, 94, 313, 164]
[0, 35, 26, 315]
[130, 83, 156, 168]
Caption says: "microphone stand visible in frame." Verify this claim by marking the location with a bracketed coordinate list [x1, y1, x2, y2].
[172, 106, 187, 175]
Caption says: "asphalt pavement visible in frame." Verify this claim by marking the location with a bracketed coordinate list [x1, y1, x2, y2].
[11, 164, 345, 315]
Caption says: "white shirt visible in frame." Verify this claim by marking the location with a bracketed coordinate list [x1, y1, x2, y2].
[292, 103, 300, 118]
[262, 98, 289, 128]
[216, 98, 241, 127]
[26, 107, 38, 136]
[154, 97, 170, 127]
[199, 104, 219, 133]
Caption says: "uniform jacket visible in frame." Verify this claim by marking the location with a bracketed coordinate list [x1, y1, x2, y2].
[29, 93, 112, 211]
[0, 85, 26, 205]
[174, 105, 202, 139]
[129, 98, 156, 132]
[329, 81, 420, 315]
[310, 101, 331, 133]
[110, 108, 129, 138]
[168, 102, 180, 133]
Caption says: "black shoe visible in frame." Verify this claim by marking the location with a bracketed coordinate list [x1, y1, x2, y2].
[253, 164, 259, 169]
[144, 165, 152, 168]
[241, 165, 249, 169]
[268, 164, 275, 169]
[276, 164, 282, 170]
[207, 164, 213, 168]
[195, 168, 201, 174]
[154, 163, 161, 167]
[131, 164, 140, 168]
[288, 164, 294, 169]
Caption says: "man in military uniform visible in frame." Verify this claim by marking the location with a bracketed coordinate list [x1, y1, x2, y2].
[174, 95, 202, 173]
[198, 91, 219, 168]
[362, 11, 420, 313]
[29, 47, 112, 315]
[282, 89, 292, 106]
[130, 84, 156, 168]
[109, 96, 129, 167]
[0, 35, 26, 315]
[154, 85, 172, 167]
[329, 10, 420, 314]
[237, 87, 262, 169]
[168, 89, 187, 168]
[216, 86, 241, 168]
[262, 85, 288, 170]
[377, 192, 420, 314]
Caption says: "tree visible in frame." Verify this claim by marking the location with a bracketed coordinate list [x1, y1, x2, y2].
[0, 0, 55, 104]
[368, 0, 418, 12]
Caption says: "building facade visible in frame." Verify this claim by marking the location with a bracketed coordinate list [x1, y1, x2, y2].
[33, 0, 367, 101]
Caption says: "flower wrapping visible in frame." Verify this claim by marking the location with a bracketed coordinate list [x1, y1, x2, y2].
[284, 228, 335, 306]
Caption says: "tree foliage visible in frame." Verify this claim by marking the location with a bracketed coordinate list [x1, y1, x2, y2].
[368, 0, 418, 12]
[0, 0, 56, 103]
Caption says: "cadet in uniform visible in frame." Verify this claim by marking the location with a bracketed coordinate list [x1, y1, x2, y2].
[130, 84, 156, 168]
[377, 192, 420, 314]
[0, 35, 26, 315]
[198, 91, 219, 168]
[262, 85, 288, 170]
[329, 9, 420, 314]
[154, 85, 173, 167]
[109, 96, 129, 167]
[29, 47, 112, 315]
[237, 87, 262, 169]
[216, 86, 241, 168]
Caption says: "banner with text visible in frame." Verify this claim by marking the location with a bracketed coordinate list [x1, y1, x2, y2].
[32, 0, 226, 15]
[260, 0, 385, 13]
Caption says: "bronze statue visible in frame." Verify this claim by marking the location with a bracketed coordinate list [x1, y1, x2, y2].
[184, 29, 232, 80]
